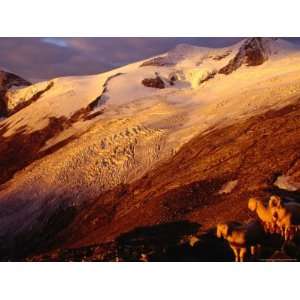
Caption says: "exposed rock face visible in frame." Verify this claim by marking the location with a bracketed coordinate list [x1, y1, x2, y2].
[243, 37, 271, 66]
[219, 38, 272, 75]
[142, 75, 165, 89]
[0, 70, 31, 116]
[0, 70, 31, 90]
[0, 92, 6, 116]
[89, 72, 124, 109]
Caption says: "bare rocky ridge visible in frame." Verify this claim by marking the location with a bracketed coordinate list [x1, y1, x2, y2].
[0, 70, 31, 116]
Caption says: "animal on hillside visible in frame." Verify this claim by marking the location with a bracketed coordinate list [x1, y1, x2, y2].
[216, 220, 264, 262]
[269, 195, 300, 241]
[248, 197, 277, 233]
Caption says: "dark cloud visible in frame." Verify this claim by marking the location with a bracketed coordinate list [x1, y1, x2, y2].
[0, 37, 298, 82]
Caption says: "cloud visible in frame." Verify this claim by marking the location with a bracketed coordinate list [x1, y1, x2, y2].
[42, 38, 69, 48]
[0, 38, 79, 81]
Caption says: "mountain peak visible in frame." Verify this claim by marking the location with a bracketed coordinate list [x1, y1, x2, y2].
[240, 37, 273, 65]
[219, 37, 279, 75]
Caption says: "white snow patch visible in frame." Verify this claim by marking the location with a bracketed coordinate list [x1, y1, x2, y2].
[274, 175, 300, 191]
[218, 180, 238, 194]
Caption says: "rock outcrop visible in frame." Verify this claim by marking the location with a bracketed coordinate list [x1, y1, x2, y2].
[142, 75, 165, 89]
[219, 37, 273, 75]
[0, 70, 31, 116]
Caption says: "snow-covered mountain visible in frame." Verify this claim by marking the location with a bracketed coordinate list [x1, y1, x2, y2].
[2, 37, 300, 260]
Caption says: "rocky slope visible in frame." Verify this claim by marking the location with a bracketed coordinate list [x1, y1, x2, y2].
[1, 38, 300, 261]
[23, 99, 300, 262]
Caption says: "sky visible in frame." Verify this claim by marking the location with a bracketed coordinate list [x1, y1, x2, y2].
[0, 37, 298, 82]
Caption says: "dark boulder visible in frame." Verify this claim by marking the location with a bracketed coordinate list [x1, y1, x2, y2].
[142, 76, 165, 89]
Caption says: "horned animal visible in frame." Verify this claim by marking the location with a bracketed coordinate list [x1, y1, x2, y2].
[216, 220, 264, 262]
[248, 197, 277, 233]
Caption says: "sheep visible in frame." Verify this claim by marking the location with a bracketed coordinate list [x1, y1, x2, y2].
[248, 197, 276, 233]
[269, 195, 300, 241]
[269, 195, 282, 209]
[268, 195, 285, 235]
[216, 220, 264, 262]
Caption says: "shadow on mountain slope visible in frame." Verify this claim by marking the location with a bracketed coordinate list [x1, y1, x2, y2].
[28, 220, 298, 262]
[27, 221, 235, 262]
